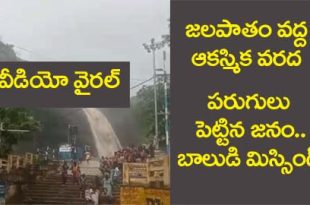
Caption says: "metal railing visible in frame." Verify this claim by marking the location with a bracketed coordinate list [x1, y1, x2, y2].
[0, 152, 38, 173]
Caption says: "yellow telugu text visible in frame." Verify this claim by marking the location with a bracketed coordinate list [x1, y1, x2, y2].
[178, 147, 310, 175]
[195, 118, 305, 146]
[207, 92, 290, 110]
[186, 19, 307, 48]
[0, 68, 121, 96]
[191, 49, 302, 74]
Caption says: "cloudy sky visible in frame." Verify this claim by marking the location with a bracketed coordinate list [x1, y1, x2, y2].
[0, 0, 170, 94]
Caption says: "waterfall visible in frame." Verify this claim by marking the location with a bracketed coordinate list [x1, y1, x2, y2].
[82, 108, 122, 157]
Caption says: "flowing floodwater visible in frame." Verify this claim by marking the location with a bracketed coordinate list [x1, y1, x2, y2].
[82, 108, 122, 157]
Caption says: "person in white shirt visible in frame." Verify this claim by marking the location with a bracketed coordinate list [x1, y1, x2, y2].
[84, 186, 93, 202]
[112, 167, 120, 182]
[91, 188, 100, 205]
[85, 151, 91, 164]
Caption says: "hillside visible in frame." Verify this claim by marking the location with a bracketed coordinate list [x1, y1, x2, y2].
[0, 40, 22, 61]
[0, 40, 141, 154]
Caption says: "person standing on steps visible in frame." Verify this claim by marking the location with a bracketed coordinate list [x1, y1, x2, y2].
[112, 166, 120, 183]
[61, 161, 69, 185]
[85, 185, 93, 202]
[79, 174, 86, 198]
[101, 174, 113, 201]
[71, 161, 80, 185]
[52, 149, 56, 160]
[91, 188, 100, 205]
[85, 151, 91, 164]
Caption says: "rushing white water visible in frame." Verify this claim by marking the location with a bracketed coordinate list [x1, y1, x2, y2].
[82, 108, 122, 157]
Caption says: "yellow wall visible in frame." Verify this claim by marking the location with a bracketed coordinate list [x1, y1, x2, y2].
[121, 186, 170, 205]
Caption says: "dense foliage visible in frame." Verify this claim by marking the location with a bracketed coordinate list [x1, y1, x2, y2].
[131, 79, 170, 144]
[0, 108, 40, 157]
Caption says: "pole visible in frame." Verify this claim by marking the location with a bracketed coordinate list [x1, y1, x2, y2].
[143, 38, 164, 150]
[67, 124, 70, 144]
[152, 46, 159, 149]
[0, 123, 2, 144]
[163, 51, 169, 154]
[0, 122, 30, 146]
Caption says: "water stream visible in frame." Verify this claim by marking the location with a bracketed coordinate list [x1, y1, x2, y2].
[82, 108, 122, 157]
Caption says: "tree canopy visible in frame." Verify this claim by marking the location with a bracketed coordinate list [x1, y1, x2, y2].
[0, 108, 40, 157]
[131, 78, 170, 145]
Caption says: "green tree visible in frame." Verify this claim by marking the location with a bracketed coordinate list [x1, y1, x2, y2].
[133, 19, 170, 144]
[0, 40, 21, 61]
[131, 79, 170, 144]
[161, 18, 170, 47]
[0, 108, 40, 157]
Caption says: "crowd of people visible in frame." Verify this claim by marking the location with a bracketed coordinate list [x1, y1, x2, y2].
[57, 144, 155, 205]
[98, 144, 155, 201]
[60, 160, 101, 204]
[36, 146, 57, 163]
[100, 144, 155, 171]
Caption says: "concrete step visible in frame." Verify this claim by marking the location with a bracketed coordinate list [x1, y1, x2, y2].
[23, 200, 86, 204]
[23, 203, 84, 204]
[24, 194, 83, 199]
[25, 192, 81, 197]
[10, 160, 122, 205]
[28, 185, 80, 191]
[27, 188, 80, 193]
[31, 181, 82, 185]
[24, 199, 83, 203]
[9, 203, 118, 205]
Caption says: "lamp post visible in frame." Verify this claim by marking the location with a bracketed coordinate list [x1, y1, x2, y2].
[67, 124, 71, 144]
[162, 51, 169, 154]
[0, 123, 30, 133]
[67, 124, 78, 145]
[155, 52, 170, 154]
[143, 38, 165, 149]
[0, 122, 30, 143]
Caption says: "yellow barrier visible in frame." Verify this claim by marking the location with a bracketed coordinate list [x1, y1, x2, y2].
[24, 152, 35, 166]
[7, 155, 19, 172]
[145, 188, 170, 205]
[123, 163, 149, 186]
[120, 186, 145, 205]
[0, 152, 37, 173]
[0, 159, 8, 170]
[120, 186, 170, 205]
[122, 155, 170, 188]
[148, 155, 170, 188]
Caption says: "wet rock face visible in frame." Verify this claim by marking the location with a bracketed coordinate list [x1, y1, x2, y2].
[0, 40, 141, 155]
[15, 108, 140, 157]
[83, 108, 122, 157]
[0, 41, 20, 61]
[7, 184, 18, 199]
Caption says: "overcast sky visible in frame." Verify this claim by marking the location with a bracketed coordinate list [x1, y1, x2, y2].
[0, 0, 170, 94]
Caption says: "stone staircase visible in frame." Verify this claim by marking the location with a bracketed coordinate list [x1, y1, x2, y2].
[7, 160, 122, 205]
[22, 174, 85, 204]
[10, 174, 121, 205]
[80, 160, 102, 176]
[111, 177, 121, 205]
